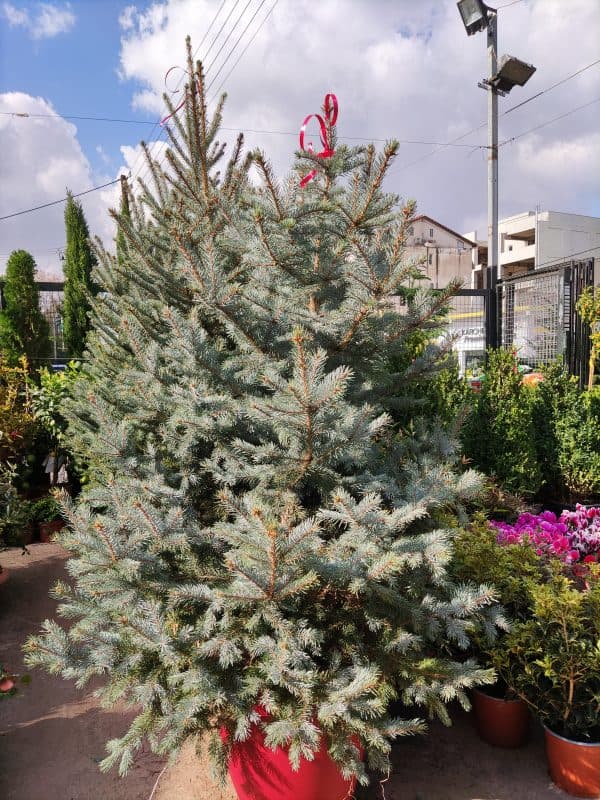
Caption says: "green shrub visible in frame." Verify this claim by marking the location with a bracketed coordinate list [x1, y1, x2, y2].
[0, 355, 37, 460]
[0, 463, 32, 548]
[556, 385, 600, 501]
[497, 566, 600, 740]
[451, 515, 542, 622]
[30, 496, 62, 524]
[460, 349, 542, 498]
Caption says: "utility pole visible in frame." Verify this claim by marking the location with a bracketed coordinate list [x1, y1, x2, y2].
[457, 0, 536, 350]
[487, 9, 499, 347]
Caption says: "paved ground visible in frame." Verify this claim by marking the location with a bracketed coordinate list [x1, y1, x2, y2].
[1, 544, 570, 800]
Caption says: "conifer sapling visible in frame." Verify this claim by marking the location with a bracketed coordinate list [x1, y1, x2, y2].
[26, 38, 504, 785]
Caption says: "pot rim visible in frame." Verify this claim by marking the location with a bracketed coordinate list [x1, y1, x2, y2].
[472, 686, 524, 704]
[543, 723, 600, 747]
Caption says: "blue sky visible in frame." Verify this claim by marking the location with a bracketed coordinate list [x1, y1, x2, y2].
[1, 0, 599, 276]
[0, 0, 155, 177]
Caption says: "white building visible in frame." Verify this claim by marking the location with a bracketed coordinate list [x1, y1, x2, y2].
[466, 210, 600, 283]
[405, 215, 476, 288]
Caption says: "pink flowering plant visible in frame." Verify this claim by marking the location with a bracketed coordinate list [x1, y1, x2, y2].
[491, 505, 600, 566]
[484, 506, 600, 739]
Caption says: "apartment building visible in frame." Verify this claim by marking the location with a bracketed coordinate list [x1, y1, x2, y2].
[405, 215, 476, 288]
[466, 210, 600, 283]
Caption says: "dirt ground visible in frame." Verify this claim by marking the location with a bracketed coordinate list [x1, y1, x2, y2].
[1, 544, 572, 800]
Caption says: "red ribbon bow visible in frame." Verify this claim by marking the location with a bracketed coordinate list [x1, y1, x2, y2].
[160, 65, 197, 127]
[298, 93, 338, 187]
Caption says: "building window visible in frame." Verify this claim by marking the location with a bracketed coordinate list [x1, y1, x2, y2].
[408, 226, 413, 235]
[428, 253, 433, 265]
[429, 227, 434, 238]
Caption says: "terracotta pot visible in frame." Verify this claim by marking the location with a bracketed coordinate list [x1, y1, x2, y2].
[0, 568, 9, 586]
[544, 725, 600, 798]
[472, 687, 530, 748]
[222, 708, 359, 800]
[38, 519, 65, 543]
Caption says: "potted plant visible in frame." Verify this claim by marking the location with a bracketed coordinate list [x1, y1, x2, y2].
[25, 43, 502, 799]
[451, 514, 539, 748]
[30, 496, 64, 542]
[1, 462, 34, 548]
[500, 568, 600, 797]
[490, 506, 600, 796]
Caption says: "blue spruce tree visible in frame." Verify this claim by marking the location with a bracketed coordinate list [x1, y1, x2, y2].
[26, 39, 504, 785]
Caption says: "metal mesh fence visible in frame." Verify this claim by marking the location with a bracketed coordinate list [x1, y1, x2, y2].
[500, 271, 563, 368]
[39, 289, 66, 360]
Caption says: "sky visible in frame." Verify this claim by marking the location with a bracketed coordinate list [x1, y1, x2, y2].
[0, 0, 599, 277]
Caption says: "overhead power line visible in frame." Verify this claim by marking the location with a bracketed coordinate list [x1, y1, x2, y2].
[207, 0, 279, 104]
[206, 0, 271, 95]
[152, 0, 279, 179]
[5, 57, 597, 130]
[136, 0, 251, 187]
[392, 58, 600, 173]
[204, 0, 254, 77]
[0, 109, 486, 147]
[128, 0, 230, 184]
[2, 56, 596, 172]
[500, 96, 600, 145]
[0, 178, 121, 222]
[496, 0, 523, 9]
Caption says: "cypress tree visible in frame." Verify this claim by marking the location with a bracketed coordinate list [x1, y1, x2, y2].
[0, 249, 50, 365]
[26, 40, 502, 785]
[62, 192, 97, 357]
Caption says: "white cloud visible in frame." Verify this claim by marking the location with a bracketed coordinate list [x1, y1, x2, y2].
[3, 0, 600, 276]
[2, 2, 28, 26]
[118, 4, 136, 31]
[0, 93, 114, 276]
[116, 0, 600, 240]
[2, 2, 75, 39]
[34, 2, 75, 39]
[0, 93, 172, 276]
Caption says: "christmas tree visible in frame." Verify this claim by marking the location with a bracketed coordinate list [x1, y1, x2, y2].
[26, 39, 502, 785]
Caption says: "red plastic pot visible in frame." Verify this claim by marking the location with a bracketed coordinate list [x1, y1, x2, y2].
[472, 687, 530, 748]
[38, 519, 65, 543]
[544, 725, 600, 798]
[221, 708, 359, 800]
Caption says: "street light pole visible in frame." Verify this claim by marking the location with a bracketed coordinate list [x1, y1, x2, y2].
[457, 0, 536, 350]
[487, 9, 499, 347]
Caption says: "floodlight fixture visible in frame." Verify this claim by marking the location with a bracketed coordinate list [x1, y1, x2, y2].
[457, 0, 492, 36]
[491, 54, 537, 93]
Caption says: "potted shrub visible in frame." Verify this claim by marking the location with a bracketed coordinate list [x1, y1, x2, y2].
[451, 515, 539, 747]
[500, 568, 600, 797]
[30, 496, 64, 542]
[25, 43, 502, 798]
[1, 462, 34, 548]
[491, 506, 600, 796]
